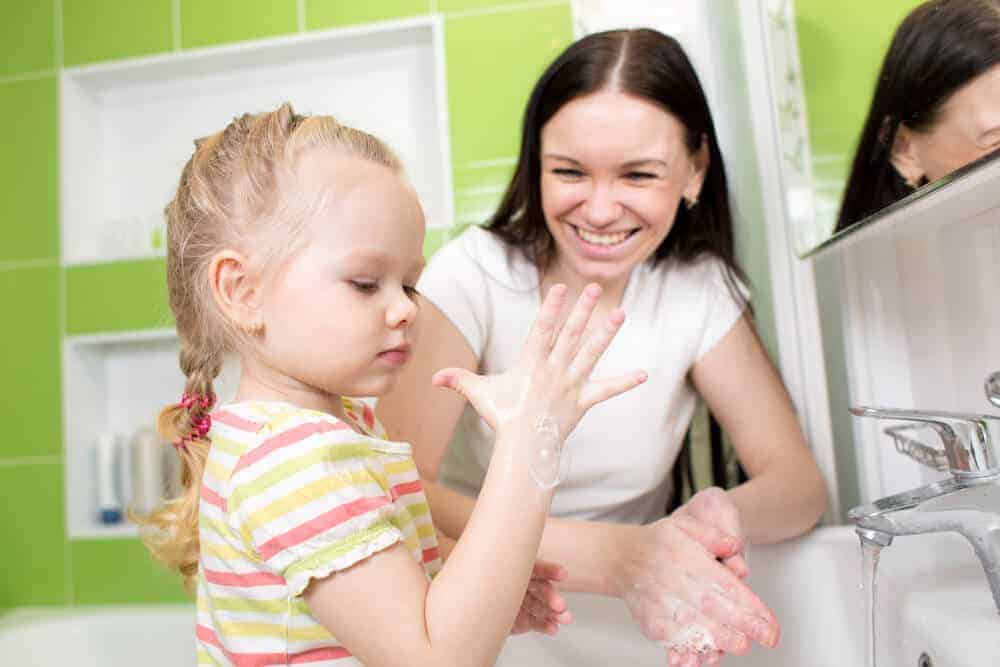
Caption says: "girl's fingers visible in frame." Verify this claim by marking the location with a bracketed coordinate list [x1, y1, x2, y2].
[567, 307, 626, 381]
[525, 284, 569, 365]
[579, 370, 648, 410]
[531, 559, 567, 582]
[723, 553, 749, 579]
[549, 283, 602, 365]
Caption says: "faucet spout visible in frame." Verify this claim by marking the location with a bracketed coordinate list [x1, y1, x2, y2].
[851, 480, 1000, 614]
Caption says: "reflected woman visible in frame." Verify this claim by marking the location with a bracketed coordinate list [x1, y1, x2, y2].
[836, 0, 1000, 232]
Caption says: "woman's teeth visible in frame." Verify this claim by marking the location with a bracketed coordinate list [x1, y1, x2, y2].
[575, 226, 634, 246]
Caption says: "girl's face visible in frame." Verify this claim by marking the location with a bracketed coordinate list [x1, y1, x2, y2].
[895, 64, 1000, 183]
[255, 151, 426, 400]
[539, 90, 707, 288]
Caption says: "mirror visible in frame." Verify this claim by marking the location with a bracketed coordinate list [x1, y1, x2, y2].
[790, 0, 1000, 256]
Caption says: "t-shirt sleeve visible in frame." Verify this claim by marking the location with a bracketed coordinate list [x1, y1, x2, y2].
[417, 229, 491, 357]
[227, 412, 403, 597]
[695, 259, 752, 361]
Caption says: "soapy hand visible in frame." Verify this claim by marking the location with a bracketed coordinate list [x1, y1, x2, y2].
[510, 559, 573, 636]
[673, 487, 750, 579]
[432, 283, 647, 485]
[615, 514, 780, 666]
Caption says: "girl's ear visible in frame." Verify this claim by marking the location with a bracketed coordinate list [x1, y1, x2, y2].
[209, 250, 263, 333]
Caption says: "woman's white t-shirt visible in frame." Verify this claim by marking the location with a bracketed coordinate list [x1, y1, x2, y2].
[418, 226, 748, 525]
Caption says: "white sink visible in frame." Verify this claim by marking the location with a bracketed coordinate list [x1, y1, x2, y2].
[500, 525, 1000, 666]
[1, 527, 996, 666]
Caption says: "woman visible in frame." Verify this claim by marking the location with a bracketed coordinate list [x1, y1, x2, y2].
[378, 28, 827, 665]
[836, 0, 1000, 232]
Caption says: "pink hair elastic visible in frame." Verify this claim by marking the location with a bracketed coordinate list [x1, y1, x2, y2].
[179, 392, 216, 410]
[174, 393, 216, 448]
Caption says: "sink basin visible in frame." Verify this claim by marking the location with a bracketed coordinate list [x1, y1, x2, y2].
[500, 525, 1000, 666]
[2, 526, 995, 666]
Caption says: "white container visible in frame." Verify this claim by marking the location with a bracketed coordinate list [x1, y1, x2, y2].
[95, 432, 123, 524]
[130, 427, 167, 516]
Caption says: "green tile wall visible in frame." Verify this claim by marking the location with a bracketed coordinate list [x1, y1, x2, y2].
[181, 0, 298, 49]
[71, 539, 189, 604]
[306, 0, 430, 30]
[0, 463, 68, 606]
[0, 77, 59, 262]
[445, 3, 572, 223]
[63, 0, 174, 66]
[0, 266, 62, 460]
[66, 259, 171, 335]
[0, 2, 56, 77]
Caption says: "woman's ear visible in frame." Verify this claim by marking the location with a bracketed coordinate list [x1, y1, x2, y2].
[683, 134, 711, 205]
[890, 123, 926, 188]
[209, 250, 263, 333]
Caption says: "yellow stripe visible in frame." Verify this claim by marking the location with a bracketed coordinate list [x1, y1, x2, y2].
[245, 470, 384, 527]
[210, 433, 244, 456]
[416, 523, 436, 540]
[202, 540, 247, 562]
[199, 595, 310, 615]
[206, 458, 230, 484]
[383, 460, 415, 475]
[217, 621, 332, 642]
[228, 444, 376, 513]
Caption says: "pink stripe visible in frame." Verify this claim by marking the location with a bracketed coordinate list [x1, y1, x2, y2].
[213, 410, 264, 433]
[258, 496, 390, 560]
[390, 479, 423, 501]
[233, 420, 350, 475]
[202, 568, 286, 587]
[422, 547, 440, 563]
[197, 625, 353, 666]
[201, 485, 226, 512]
[362, 404, 375, 430]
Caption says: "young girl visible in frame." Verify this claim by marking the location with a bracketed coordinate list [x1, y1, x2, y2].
[138, 103, 645, 666]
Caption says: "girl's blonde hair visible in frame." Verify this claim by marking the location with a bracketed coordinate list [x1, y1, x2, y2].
[137, 102, 402, 591]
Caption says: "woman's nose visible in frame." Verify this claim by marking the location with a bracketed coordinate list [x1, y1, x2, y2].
[583, 182, 623, 227]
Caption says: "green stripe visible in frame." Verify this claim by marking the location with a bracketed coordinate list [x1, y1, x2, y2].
[285, 521, 398, 583]
[229, 444, 379, 513]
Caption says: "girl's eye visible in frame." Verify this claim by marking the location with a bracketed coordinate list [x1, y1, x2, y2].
[350, 280, 378, 294]
[403, 285, 421, 300]
[552, 168, 584, 178]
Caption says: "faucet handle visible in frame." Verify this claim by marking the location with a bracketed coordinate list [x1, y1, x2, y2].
[987, 371, 1000, 409]
[850, 406, 1000, 479]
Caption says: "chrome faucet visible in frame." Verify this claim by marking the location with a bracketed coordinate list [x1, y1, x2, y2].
[847, 377, 1000, 614]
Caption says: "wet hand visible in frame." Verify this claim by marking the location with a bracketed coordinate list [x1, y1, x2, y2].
[510, 559, 573, 636]
[672, 487, 750, 579]
[615, 515, 780, 660]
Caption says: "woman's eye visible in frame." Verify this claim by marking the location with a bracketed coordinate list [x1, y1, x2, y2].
[553, 168, 584, 178]
[625, 171, 657, 181]
[350, 280, 378, 294]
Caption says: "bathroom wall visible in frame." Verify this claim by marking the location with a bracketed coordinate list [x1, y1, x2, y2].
[0, 0, 572, 609]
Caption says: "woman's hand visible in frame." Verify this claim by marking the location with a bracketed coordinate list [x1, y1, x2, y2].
[672, 487, 749, 579]
[432, 283, 647, 477]
[614, 513, 780, 664]
[511, 559, 573, 636]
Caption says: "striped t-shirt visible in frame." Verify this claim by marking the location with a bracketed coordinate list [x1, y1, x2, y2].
[195, 398, 442, 666]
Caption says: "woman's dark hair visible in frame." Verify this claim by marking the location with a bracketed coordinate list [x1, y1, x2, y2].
[836, 0, 1000, 232]
[486, 28, 745, 290]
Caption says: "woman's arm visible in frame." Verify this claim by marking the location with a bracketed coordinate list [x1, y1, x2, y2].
[690, 313, 829, 543]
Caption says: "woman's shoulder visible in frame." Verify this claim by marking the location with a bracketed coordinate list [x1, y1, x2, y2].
[426, 224, 538, 292]
[654, 253, 750, 301]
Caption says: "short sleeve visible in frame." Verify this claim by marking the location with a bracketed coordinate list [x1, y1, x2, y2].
[417, 228, 492, 357]
[227, 412, 402, 597]
[695, 259, 751, 361]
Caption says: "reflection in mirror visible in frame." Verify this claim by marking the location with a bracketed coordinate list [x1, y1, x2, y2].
[836, 0, 1000, 236]
[795, 0, 1000, 255]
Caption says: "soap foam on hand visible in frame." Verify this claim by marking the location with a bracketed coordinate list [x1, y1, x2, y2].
[654, 595, 719, 660]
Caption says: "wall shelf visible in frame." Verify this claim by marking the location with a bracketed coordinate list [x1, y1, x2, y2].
[60, 15, 455, 266]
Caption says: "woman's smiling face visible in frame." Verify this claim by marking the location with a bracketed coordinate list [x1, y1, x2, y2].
[539, 89, 707, 286]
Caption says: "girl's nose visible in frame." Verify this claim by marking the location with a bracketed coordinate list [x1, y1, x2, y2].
[387, 290, 418, 328]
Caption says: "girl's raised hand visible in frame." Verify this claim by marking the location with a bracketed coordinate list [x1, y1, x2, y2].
[432, 284, 647, 464]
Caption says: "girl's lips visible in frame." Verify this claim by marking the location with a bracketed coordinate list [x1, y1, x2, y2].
[377, 346, 411, 366]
